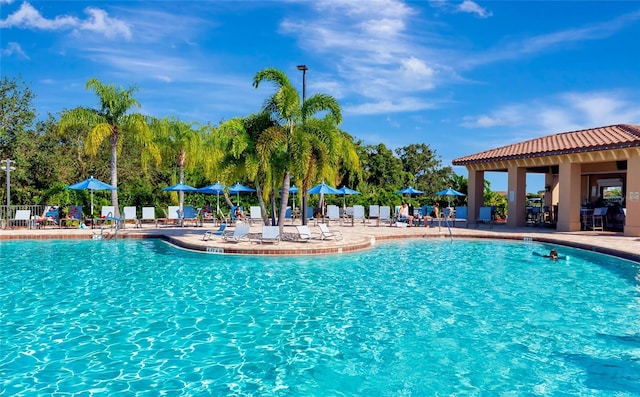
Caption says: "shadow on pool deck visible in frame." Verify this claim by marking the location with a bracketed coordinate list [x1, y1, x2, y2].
[2, 222, 639, 262]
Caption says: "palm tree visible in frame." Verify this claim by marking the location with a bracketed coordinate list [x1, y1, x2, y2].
[253, 67, 343, 230]
[59, 78, 160, 216]
[153, 116, 204, 213]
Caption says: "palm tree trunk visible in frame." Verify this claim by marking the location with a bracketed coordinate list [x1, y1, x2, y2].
[255, 181, 268, 226]
[110, 134, 120, 217]
[277, 172, 290, 233]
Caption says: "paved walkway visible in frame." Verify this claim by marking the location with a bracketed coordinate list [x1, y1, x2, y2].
[2, 221, 639, 263]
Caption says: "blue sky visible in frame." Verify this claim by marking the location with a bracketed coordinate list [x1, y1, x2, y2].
[2, 0, 640, 192]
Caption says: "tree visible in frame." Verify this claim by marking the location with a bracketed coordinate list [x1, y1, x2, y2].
[0, 76, 36, 158]
[253, 67, 344, 231]
[153, 116, 204, 213]
[58, 78, 160, 216]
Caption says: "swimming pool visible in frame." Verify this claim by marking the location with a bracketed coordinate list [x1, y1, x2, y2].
[1, 239, 639, 395]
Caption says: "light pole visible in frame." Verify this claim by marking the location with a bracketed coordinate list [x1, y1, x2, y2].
[297, 65, 309, 224]
[297, 64, 307, 103]
[1, 159, 16, 207]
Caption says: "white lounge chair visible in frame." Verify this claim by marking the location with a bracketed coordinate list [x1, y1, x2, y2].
[223, 224, 250, 243]
[378, 206, 392, 226]
[249, 206, 262, 225]
[352, 205, 366, 225]
[318, 223, 343, 240]
[368, 205, 380, 224]
[295, 225, 320, 242]
[10, 209, 32, 228]
[253, 226, 280, 244]
[140, 207, 158, 228]
[162, 206, 181, 226]
[326, 205, 341, 226]
[122, 206, 138, 228]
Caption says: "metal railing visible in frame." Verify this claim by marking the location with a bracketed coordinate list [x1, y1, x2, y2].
[1, 205, 48, 229]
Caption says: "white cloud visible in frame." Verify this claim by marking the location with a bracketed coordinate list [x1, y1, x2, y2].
[1, 42, 29, 59]
[457, 1, 492, 18]
[461, 90, 640, 134]
[280, 0, 451, 114]
[78, 8, 131, 40]
[0, 0, 15, 4]
[0, 2, 131, 39]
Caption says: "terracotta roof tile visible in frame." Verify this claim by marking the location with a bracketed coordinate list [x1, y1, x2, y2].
[452, 124, 640, 165]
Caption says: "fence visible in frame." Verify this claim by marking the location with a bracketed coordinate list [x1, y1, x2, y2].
[1, 205, 47, 229]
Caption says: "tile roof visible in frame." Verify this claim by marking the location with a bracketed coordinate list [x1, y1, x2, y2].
[452, 124, 640, 165]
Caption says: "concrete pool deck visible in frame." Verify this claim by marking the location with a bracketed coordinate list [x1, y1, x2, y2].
[2, 221, 639, 263]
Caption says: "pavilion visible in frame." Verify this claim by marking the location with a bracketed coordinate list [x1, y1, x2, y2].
[452, 124, 640, 237]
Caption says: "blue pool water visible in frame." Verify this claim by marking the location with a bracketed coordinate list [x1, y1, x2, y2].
[1, 239, 639, 396]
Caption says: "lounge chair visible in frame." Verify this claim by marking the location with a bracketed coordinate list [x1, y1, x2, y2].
[295, 225, 320, 242]
[368, 205, 380, 224]
[162, 206, 181, 226]
[140, 207, 158, 228]
[378, 205, 393, 226]
[10, 209, 32, 228]
[352, 205, 366, 225]
[182, 206, 201, 227]
[122, 206, 138, 228]
[318, 223, 343, 240]
[61, 205, 83, 228]
[326, 205, 341, 226]
[253, 226, 280, 244]
[223, 224, 250, 243]
[202, 223, 227, 240]
[453, 206, 468, 227]
[249, 206, 262, 225]
[96, 206, 120, 228]
[35, 206, 59, 229]
[477, 206, 493, 228]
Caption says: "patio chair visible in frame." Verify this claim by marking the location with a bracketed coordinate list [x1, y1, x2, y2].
[161, 206, 181, 226]
[35, 206, 59, 229]
[122, 206, 138, 228]
[477, 206, 493, 228]
[252, 226, 280, 244]
[592, 207, 607, 231]
[295, 225, 320, 242]
[61, 205, 83, 228]
[10, 209, 32, 228]
[249, 206, 262, 225]
[378, 205, 393, 226]
[140, 207, 158, 228]
[96, 206, 120, 228]
[222, 224, 251, 243]
[453, 206, 468, 227]
[368, 205, 380, 224]
[326, 205, 341, 226]
[202, 223, 227, 241]
[318, 223, 343, 241]
[182, 206, 201, 227]
[352, 205, 366, 225]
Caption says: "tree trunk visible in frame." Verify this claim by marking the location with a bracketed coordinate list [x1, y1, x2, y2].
[110, 132, 120, 217]
[277, 172, 290, 234]
[255, 181, 269, 226]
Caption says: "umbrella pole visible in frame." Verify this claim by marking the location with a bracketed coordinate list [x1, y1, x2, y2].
[91, 190, 94, 218]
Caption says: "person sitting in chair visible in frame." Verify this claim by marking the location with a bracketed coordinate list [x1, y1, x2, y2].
[398, 202, 414, 226]
[234, 206, 245, 221]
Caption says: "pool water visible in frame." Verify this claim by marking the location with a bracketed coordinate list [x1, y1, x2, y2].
[1, 239, 639, 396]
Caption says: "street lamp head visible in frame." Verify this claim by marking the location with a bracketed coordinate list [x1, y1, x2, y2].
[297, 65, 308, 71]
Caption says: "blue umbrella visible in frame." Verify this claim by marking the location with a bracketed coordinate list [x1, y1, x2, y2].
[198, 182, 226, 214]
[436, 187, 465, 207]
[397, 186, 424, 196]
[66, 176, 117, 217]
[308, 182, 341, 195]
[162, 183, 197, 192]
[228, 183, 256, 205]
[338, 186, 360, 210]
